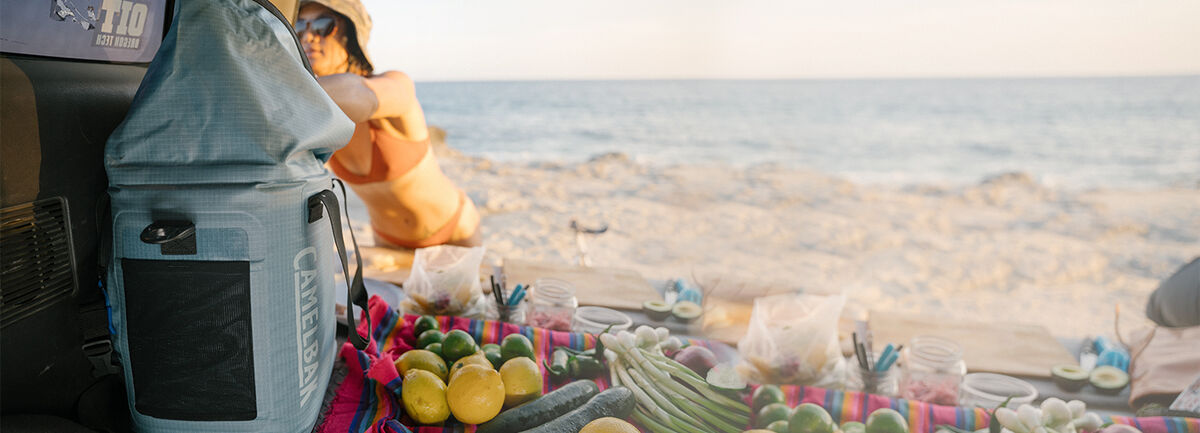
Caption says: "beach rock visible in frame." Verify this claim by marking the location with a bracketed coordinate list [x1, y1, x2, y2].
[962, 171, 1055, 206]
[429, 125, 464, 158]
[576, 152, 644, 179]
[980, 171, 1037, 187]
[587, 152, 631, 164]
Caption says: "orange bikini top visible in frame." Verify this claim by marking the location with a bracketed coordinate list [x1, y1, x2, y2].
[327, 123, 463, 249]
[328, 122, 430, 184]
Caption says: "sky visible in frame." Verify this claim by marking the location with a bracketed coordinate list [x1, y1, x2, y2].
[358, 0, 1200, 82]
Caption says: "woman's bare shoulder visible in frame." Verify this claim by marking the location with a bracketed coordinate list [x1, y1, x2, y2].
[364, 70, 427, 138]
[371, 70, 414, 87]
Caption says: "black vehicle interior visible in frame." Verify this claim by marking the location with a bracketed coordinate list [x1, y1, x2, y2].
[1, 1, 299, 431]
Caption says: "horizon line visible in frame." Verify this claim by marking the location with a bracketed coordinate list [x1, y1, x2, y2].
[411, 72, 1200, 84]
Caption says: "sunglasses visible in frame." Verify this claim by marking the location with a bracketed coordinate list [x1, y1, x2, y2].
[295, 15, 337, 37]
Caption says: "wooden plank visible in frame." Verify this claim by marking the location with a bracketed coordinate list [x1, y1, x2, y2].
[359, 246, 493, 287]
[700, 296, 859, 353]
[868, 310, 1076, 378]
[502, 258, 659, 311]
[359, 246, 416, 285]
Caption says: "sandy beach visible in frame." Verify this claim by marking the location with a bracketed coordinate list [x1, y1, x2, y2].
[350, 142, 1199, 339]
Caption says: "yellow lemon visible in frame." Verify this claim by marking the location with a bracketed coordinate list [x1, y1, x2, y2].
[395, 349, 449, 382]
[580, 417, 640, 433]
[401, 369, 450, 424]
[446, 364, 504, 424]
[449, 352, 493, 381]
[498, 357, 543, 407]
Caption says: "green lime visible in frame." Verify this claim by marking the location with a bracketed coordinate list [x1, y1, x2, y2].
[789, 403, 834, 433]
[414, 315, 440, 337]
[757, 403, 792, 428]
[499, 333, 534, 363]
[840, 419, 868, 431]
[865, 409, 908, 433]
[442, 329, 479, 363]
[425, 343, 444, 358]
[842, 421, 866, 433]
[752, 384, 786, 412]
[417, 329, 445, 349]
[768, 420, 791, 433]
[482, 344, 503, 369]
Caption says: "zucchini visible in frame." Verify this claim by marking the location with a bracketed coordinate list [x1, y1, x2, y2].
[476, 380, 599, 433]
[521, 387, 634, 433]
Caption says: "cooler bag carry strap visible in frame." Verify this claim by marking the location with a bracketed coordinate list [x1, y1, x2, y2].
[308, 180, 371, 350]
[84, 193, 117, 378]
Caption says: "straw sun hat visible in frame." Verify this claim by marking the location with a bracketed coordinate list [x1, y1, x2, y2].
[299, 0, 374, 71]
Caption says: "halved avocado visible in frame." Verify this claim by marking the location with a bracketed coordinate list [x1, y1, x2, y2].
[643, 300, 672, 321]
[671, 301, 703, 322]
[1089, 365, 1129, 395]
[1051, 364, 1089, 392]
[706, 363, 747, 392]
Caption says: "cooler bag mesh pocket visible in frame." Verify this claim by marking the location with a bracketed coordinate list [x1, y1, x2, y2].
[122, 258, 256, 421]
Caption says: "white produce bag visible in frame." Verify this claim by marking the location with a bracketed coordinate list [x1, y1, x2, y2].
[737, 292, 847, 387]
[401, 245, 486, 316]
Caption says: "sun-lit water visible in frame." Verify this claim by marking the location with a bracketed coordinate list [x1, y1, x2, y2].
[416, 76, 1200, 189]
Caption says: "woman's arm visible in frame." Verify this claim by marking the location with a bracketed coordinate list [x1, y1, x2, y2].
[316, 71, 422, 125]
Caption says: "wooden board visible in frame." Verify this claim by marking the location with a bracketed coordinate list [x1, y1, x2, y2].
[699, 297, 860, 351]
[359, 246, 417, 285]
[359, 246, 493, 287]
[501, 259, 659, 311]
[868, 310, 1075, 378]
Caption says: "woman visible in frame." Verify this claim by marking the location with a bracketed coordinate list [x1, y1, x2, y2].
[297, 0, 481, 248]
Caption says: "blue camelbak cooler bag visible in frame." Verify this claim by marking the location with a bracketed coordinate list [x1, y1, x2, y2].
[103, 0, 371, 431]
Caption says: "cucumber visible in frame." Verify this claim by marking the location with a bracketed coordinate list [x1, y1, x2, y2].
[521, 387, 634, 433]
[476, 380, 599, 433]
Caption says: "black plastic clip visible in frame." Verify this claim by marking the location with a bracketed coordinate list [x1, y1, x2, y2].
[140, 220, 196, 255]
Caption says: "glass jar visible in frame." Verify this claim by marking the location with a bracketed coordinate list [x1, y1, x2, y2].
[846, 360, 899, 397]
[484, 298, 527, 325]
[898, 336, 966, 406]
[958, 373, 1037, 409]
[524, 278, 577, 331]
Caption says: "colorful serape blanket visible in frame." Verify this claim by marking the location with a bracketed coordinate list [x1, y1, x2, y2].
[318, 296, 1200, 433]
[775, 386, 1199, 433]
[319, 296, 610, 433]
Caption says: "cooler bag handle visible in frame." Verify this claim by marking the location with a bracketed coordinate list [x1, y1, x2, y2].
[309, 180, 371, 350]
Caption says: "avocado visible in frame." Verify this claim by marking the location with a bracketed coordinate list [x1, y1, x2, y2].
[671, 301, 703, 322]
[1050, 364, 1089, 392]
[643, 300, 672, 321]
[1089, 365, 1129, 395]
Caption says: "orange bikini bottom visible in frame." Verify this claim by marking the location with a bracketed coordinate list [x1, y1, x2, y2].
[369, 190, 465, 249]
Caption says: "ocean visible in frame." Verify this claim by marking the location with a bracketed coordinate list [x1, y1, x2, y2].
[416, 76, 1200, 190]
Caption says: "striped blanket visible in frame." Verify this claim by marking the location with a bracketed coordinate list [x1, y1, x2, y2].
[317, 296, 1200, 433]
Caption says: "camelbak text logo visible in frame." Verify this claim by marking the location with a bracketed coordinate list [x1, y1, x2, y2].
[294, 247, 320, 407]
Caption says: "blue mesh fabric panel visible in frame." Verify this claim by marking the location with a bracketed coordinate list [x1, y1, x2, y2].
[122, 259, 255, 421]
